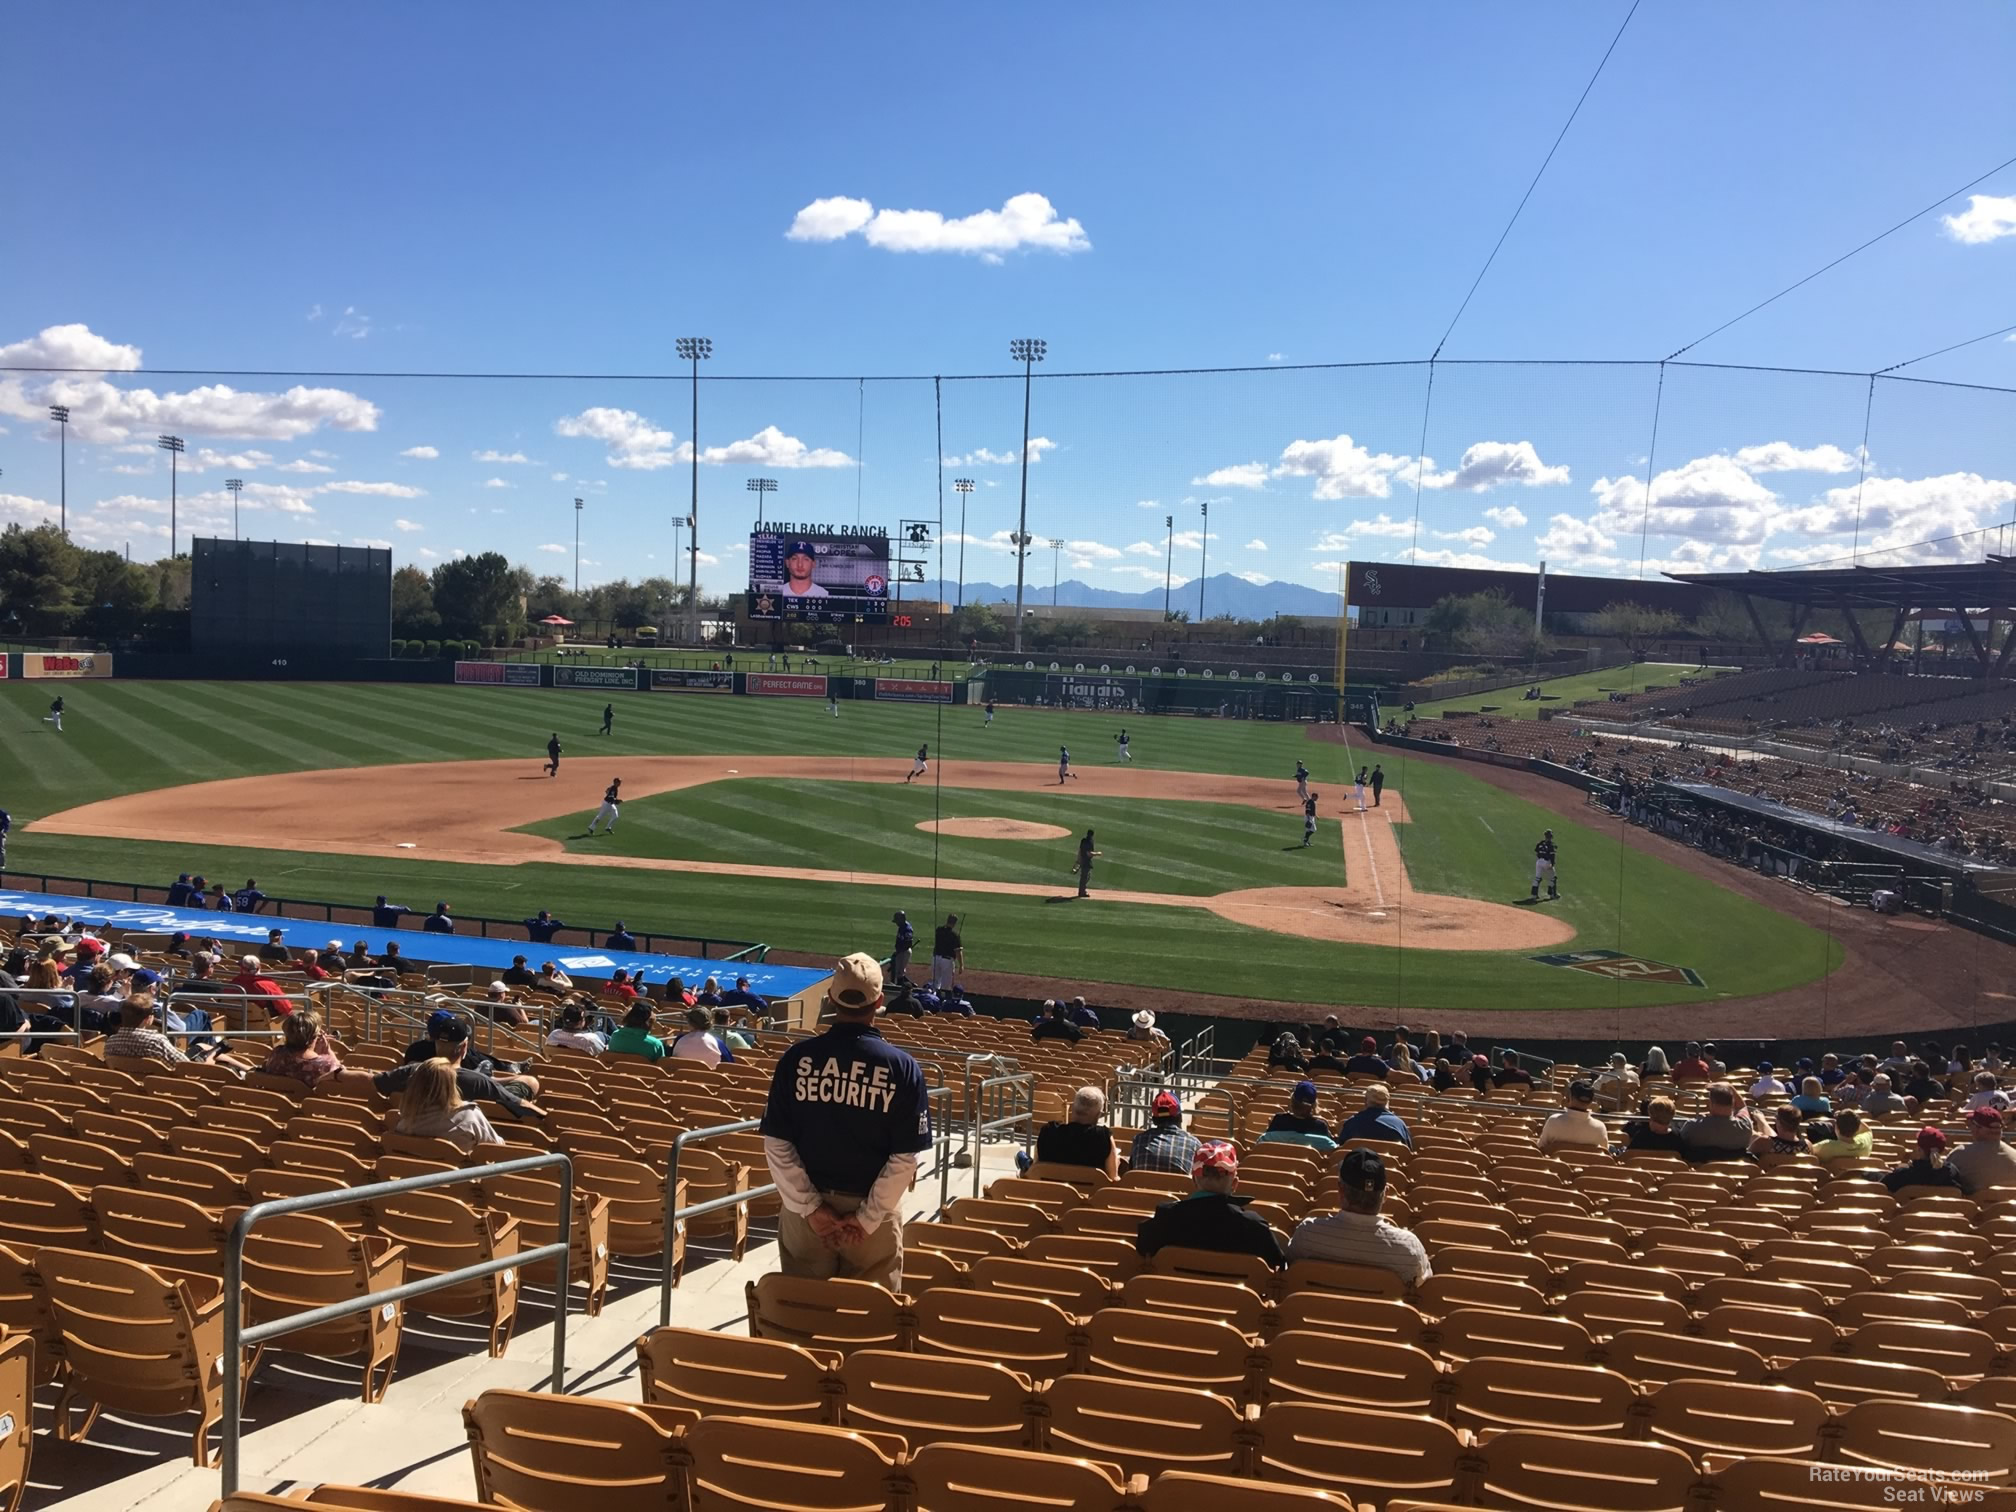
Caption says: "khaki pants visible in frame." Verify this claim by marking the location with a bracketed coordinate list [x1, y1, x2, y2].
[777, 1193, 902, 1291]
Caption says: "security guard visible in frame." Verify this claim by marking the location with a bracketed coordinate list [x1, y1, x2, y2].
[762, 952, 932, 1287]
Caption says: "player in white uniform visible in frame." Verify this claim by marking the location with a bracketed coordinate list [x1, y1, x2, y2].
[586, 777, 623, 835]
[1353, 767, 1368, 811]
[1532, 830, 1559, 900]
[1294, 760, 1309, 804]
[906, 744, 929, 783]
[1115, 729, 1132, 762]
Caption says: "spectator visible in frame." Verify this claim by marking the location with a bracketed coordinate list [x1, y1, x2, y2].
[1128, 1091, 1201, 1175]
[607, 1003, 666, 1061]
[1810, 1108, 1874, 1163]
[1879, 1040, 1912, 1075]
[662, 976, 696, 1008]
[373, 1015, 542, 1118]
[1948, 1107, 2016, 1195]
[1032, 1086, 1120, 1179]
[1900, 1060, 1946, 1106]
[545, 1002, 606, 1055]
[1343, 1036, 1389, 1078]
[1882, 1126, 1962, 1193]
[1388, 1043, 1426, 1085]
[605, 920, 637, 951]
[1817, 1052, 1846, 1088]
[761, 953, 932, 1289]
[75, 963, 125, 1033]
[1641, 1045, 1672, 1079]
[1261, 1082, 1337, 1151]
[1492, 1050, 1534, 1090]
[1594, 1053, 1640, 1110]
[482, 980, 532, 1028]
[1428, 1057, 1459, 1093]
[500, 955, 539, 989]
[1861, 1074, 1906, 1118]
[1466, 1053, 1494, 1095]
[1791, 1077, 1832, 1117]
[1701, 1043, 1729, 1076]
[257, 928, 293, 964]
[1314, 1015, 1350, 1056]
[1538, 1081, 1609, 1154]
[1267, 1031, 1310, 1074]
[423, 901, 455, 934]
[712, 1008, 755, 1051]
[395, 1058, 502, 1154]
[883, 980, 925, 1018]
[165, 931, 195, 960]
[670, 1007, 729, 1067]
[603, 970, 640, 1002]
[295, 949, 333, 981]
[935, 984, 977, 1017]
[720, 975, 768, 1013]
[535, 961, 573, 994]
[523, 909, 565, 944]
[1672, 1042, 1713, 1079]
[232, 954, 293, 1015]
[261, 1009, 370, 1090]
[1031, 1000, 1083, 1044]
[1336, 1084, 1412, 1149]
[1625, 1096, 1689, 1154]
[345, 941, 374, 972]
[1067, 996, 1100, 1030]
[372, 895, 412, 930]
[106, 993, 241, 1068]
[1751, 1105, 1812, 1161]
[1682, 1083, 1759, 1162]
[1127, 1009, 1170, 1052]
[1964, 1072, 2012, 1113]
[696, 977, 724, 1009]
[1133, 1142, 1285, 1268]
[1748, 1061, 1788, 1098]
[1284, 1149, 1431, 1286]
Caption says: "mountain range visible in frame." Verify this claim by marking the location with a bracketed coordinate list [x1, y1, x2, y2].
[904, 573, 1344, 621]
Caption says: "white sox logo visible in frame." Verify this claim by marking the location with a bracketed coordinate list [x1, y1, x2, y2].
[1362, 569, 1382, 596]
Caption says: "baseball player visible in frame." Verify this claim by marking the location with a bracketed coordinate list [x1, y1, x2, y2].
[45, 697, 63, 733]
[1354, 767, 1369, 811]
[984, 699, 995, 728]
[827, 694, 840, 718]
[1074, 829, 1100, 897]
[1302, 793, 1318, 847]
[906, 743, 929, 784]
[1057, 746, 1078, 784]
[0, 805, 9, 870]
[599, 703, 614, 736]
[1532, 829, 1559, 900]
[1294, 760, 1309, 804]
[1115, 729, 1132, 762]
[587, 778, 623, 835]
[545, 733, 562, 777]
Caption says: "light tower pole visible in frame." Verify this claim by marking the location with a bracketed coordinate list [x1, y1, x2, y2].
[746, 476, 777, 525]
[1164, 514, 1174, 620]
[1197, 499, 1210, 621]
[1007, 337, 1045, 652]
[225, 478, 244, 539]
[157, 435, 184, 556]
[49, 405, 69, 538]
[1049, 538, 1066, 606]
[677, 336, 712, 643]
[952, 478, 975, 609]
[573, 497, 584, 594]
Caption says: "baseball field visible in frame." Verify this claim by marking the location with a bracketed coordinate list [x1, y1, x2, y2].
[3, 676, 1854, 1025]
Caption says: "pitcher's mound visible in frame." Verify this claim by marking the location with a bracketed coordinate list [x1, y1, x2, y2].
[918, 817, 1071, 841]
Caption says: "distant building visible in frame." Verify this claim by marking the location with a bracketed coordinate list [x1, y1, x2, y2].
[1348, 561, 1705, 633]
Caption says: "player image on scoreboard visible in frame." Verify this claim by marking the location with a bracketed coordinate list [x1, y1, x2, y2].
[747, 526, 891, 624]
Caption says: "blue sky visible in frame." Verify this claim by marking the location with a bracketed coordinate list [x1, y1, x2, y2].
[3, 1, 2014, 596]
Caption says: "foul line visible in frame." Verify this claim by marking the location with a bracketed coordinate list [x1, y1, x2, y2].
[1350, 807, 1387, 908]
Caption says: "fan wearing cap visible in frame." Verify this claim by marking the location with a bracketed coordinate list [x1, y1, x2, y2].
[1285, 1149, 1431, 1286]
[1882, 1126, 1963, 1194]
[232, 955, 294, 1016]
[257, 928, 293, 964]
[373, 1011, 543, 1119]
[1259, 1082, 1339, 1153]
[761, 952, 932, 1288]
[1948, 1106, 2016, 1195]
[1129, 1091, 1201, 1175]
[1133, 1141, 1286, 1268]
[1537, 1081, 1610, 1154]
[1343, 1037, 1389, 1079]
[1748, 1061, 1788, 1098]
[775, 540, 829, 598]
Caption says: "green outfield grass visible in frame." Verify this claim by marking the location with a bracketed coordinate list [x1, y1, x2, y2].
[1407, 662, 1738, 721]
[0, 678, 1839, 1010]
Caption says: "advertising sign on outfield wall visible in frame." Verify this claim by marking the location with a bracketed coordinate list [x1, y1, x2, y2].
[553, 665, 641, 690]
[745, 672, 828, 698]
[650, 669, 734, 693]
[454, 661, 542, 687]
[1045, 673, 1140, 710]
[875, 678, 954, 704]
[22, 652, 113, 679]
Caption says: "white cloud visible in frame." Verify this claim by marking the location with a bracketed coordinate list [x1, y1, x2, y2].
[1136, 499, 1162, 510]
[417, 547, 439, 559]
[270, 497, 317, 514]
[332, 307, 371, 340]
[182, 447, 275, 474]
[687, 424, 854, 470]
[1589, 454, 1780, 544]
[1420, 439, 1570, 492]
[788, 191, 1090, 262]
[0, 491, 59, 527]
[392, 519, 423, 532]
[1942, 194, 2016, 245]
[1273, 433, 1418, 500]
[306, 304, 324, 322]
[537, 543, 568, 555]
[1124, 541, 1164, 557]
[550, 471, 568, 482]
[1482, 504, 1528, 529]
[1192, 461, 1270, 490]
[109, 463, 152, 475]
[693, 550, 720, 567]
[945, 437, 1056, 466]
[1535, 513, 1619, 561]
[308, 449, 335, 460]
[1336, 513, 1417, 540]
[1434, 525, 1497, 547]
[321, 480, 426, 499]
[275, 458, 334, 474]
[400, 445, 439, 460]
[473, 449, 534, 464]
[482, 477, 512, 489]
[1791, 472, 2016, 552]
[1232, 570, 1271, 585]
[1731, 441, 1857, 474]
[556, 406, 675, 468]
[1243, 539, 1268, 552]
[1112, 565, 1189, 585]
[94, 494, 169, 514]
[0, 324, 379, 443]
[1064, 539, 1121, 561]
[1400, 546, 1537, 571]
[1266, 353, 1284, 363]
[351, 536, 394, 549]
[1169, 529, 1214, 552]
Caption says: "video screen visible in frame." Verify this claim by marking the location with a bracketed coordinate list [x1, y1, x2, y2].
[747, 526, 891, 624]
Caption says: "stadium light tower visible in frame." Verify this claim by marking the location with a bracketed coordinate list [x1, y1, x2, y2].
[1008, 337, 1045, 651]
[1048, 538, 1067, 606]
[573, 497, 584, 594]
[952, 478, 975, 609]
[677, 336, 712, 643]
[49, 404, 69, 537]
[1197, 499, 1210, 621]
[157, 434, 184, 556]
[225, 478, 244, 539]
[1164, 514, 1174, 619]
[746, 475, 777, 524]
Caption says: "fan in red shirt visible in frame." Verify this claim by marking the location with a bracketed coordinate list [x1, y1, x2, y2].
[1672, 1041, 1714, 1079]
[233, 954, 294, 1013]
[602, 968, 640, 1002]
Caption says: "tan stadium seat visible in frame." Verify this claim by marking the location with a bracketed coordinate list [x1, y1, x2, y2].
[902, 1246, 970, 1294]
[1448, 1356, 1635, 1439]
[1430, 1244, 1553, 1289]
[906, 1218, 1023, 1264]
[38, 1246, 226, 1466]
[1057, 1205, 1149, 1241]
[1142, 1471, 1356, 1510]
[1081, 1307, 1259, 1401]
[1043, 1374, 1247, 1480]
[463, 1388, 694, 1512]
[1276, 1290, 1426, 1347]
[272, 1139, 375, 1185]
[984, 1177, 1082, 1217]
[904, 1442, 1131, 1512]
[1253, 1399, 1468, 1506]
[240, 1211, 405, 1402]
[1777, 1354, 1947, 1412]
[244, 1167, 373, 1231]
[1557, 1287, 1689, 1343]
[570, 1152, 682, 1277]
[1472, 1428, 1701, 1511]
[485, 1171, 611, 1318]
[1640, 1378, 1828, 1468]
[367, 1188, 520, 1358]
[1264, 1330, 1439, 1413]
[1832, 1400, 2016, 1485]
[1122, 1271, 1270, 1336]
[207, 1488, 489, 1512]
[970, 1255, 1111, 1313]
[1150, 1243, 1280, 1291]
[0, 1245, 57, 1386]
[1414, 1273, 1546, 1319]
[168, 1125, 266, 1180]
[684, 1413, 907, 1512]
[1024, 1160, 1110, 1190]
[910, 1286, 1076, 1375]
[0, 1330, 30, 1512]
[1022, 1232, 1143, 1284]
[1554, 1258, 1691, 1306]
[1284, 1257, 1410, 1302]
[944, 1196, 1055, 1245]
[1601, 1328, 1769, 1389]
[674, 1146, 751, 1266]
[1848, 1319, 1997, 1384]
[132, 1151, 246, 1209]
[1835, 1288, 1970, 1329]
[1702, 1304, 1838, 1365]
[88, 1185, 227, 1277]
[748, 1274, 909, 1355]
[1431, 1306, 1596, 1367]
[0, 1171, 94, 1250]
[634, 1326, 838, 1422]
[1706, 1456, 2016, 1512]
[1694, 1276, 1830, 1317]
[839, 1348, 1037, 1448]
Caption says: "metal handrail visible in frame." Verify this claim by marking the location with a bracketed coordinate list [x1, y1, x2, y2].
[220, 1150, 575, 1496]
[658, 1118, 775, 1326]
[969, 1071, 1037, 1196]
[924, 1085, 953, 1214]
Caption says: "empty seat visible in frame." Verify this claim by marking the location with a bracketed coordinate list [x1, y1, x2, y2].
[463, 1388, 693, 1512]
[0, 1330, 30, 1512]
[1043, 1374, 1246, 1480]
[904, 1442, 1132, 1512]
[1472, 1428, 1702, 1512]
[88, 1185, 227, 1277]
[1432, 1307, 1595, 1367]
[1640, 1379, 1829, 1467]
[1253, 1399, 1468, 1505]
[839, 1349, 1036, 1449]
[1449, 1356, 1635, 1439]
[1708, 1456, 2016, 1511]
[634, 1327, 838, 1422]
[0, 1171, 93, 1249]
[1150, 1244, 1280, 1291]
[1122, 1271, 1270, 1335]
[1832, 1400, 2016, 1485]
[970, 1255, 1110, 1313]
[747, 1274, 908, 1355]
[1848, 1320, 1997, 1384]
[1264, 1331, 1440, 1413]
[240, 1212, 405, 1403]
[1081, 1308, 1258, 1401]
[485, 1171, 612, 1317]
[685, 1413, 907, 1512]
[367, 1189, 520, 1358]
[1602, 1329, 1769, 1388]
[1777, 1355, 1949, 1412]
[910, 1287, 1076, 1376]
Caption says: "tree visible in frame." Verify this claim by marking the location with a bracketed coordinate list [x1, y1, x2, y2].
[0, 524, 85, 634]
[391, 565, 440, 637]
[950, 603, 1003, 644]
[431, 552, 526, 640]
[1591, 601, 1684, 648]
[1424, 589, 1538, 659]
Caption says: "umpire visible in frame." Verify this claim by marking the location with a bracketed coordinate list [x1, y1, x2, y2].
[762, 952, 932, 1288]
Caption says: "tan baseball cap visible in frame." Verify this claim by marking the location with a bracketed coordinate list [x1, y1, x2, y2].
[827, 952, 884, 1013]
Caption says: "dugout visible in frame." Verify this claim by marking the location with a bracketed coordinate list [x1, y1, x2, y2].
[191, 538, 392, 659]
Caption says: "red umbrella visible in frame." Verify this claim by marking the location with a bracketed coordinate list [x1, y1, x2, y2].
[538, 614, 574, 626]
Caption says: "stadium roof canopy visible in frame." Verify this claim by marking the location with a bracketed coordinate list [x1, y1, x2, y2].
[1666, 557, 2016, 672]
